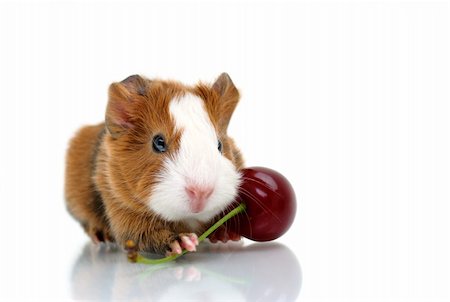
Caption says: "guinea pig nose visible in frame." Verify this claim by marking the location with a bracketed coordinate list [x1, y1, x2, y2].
[185, 185, 214, 213]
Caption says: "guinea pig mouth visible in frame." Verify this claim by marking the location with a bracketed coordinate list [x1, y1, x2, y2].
[190, 203, 206, 213]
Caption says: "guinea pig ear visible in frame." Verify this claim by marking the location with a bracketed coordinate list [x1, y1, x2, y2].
[105, 75, 148, 138]
[212, 72, 240, 130]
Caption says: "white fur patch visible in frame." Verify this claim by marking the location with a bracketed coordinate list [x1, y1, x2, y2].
[148, 93, 241, 226]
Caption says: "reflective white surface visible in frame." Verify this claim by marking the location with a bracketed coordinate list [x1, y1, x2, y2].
[70, 241, 301, 301]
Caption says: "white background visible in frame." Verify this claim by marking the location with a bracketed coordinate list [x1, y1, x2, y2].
[0, 1, 449, 301]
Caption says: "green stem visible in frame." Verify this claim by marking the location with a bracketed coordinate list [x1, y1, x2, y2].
[134, 203, 246, 265]
[198, 203, 246, 241]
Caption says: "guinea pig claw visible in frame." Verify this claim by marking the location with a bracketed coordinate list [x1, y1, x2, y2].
[180, 234, 198, 252]
[189, 233, 199, 245]
[166, 241, 183, 256]
[166, 233, 199, 256]
[229, 232, 241, 241]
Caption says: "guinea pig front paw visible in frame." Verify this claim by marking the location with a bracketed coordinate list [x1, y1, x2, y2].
[166, 233, 199, 256]
[208, 226, 241, 243]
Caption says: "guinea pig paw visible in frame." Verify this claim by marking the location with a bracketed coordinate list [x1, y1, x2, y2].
[208, 226, 241, 243]
[180, 233, 199, 252]
[228, 230, 241, 242]
[166, 241, 183, 256]
[165, 233, 199, 256]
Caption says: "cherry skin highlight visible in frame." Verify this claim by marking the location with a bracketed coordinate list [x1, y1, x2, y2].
[228, 167, 297, 241]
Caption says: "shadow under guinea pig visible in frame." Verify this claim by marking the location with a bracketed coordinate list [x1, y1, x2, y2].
[71, 240, 302, 301]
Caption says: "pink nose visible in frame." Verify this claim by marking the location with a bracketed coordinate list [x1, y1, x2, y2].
[185, 185, 214, 213]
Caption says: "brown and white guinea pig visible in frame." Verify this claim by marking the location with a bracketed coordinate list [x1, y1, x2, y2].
[65, 73, 244, 255]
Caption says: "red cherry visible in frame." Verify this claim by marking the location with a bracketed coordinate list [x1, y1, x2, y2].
[228, 167, 297, 241]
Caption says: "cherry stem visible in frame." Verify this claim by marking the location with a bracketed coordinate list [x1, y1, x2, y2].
[131, 203, 246, 265]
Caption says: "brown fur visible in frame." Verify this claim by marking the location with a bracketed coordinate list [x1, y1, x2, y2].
[65, 73, 243, 253]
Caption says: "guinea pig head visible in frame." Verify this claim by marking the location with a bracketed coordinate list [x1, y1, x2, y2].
[104, 73, 242, 223]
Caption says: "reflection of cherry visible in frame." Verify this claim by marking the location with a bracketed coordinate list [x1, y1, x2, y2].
[228, 167, 297, 241]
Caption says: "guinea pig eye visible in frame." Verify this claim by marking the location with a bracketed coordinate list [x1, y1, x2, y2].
[218, 140, 223, 153]
[152, 135, 167, 153]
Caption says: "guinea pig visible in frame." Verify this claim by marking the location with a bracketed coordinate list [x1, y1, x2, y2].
[65, 73, 244, 255]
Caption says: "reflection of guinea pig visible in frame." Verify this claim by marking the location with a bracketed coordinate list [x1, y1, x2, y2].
[71, 243, 301, 301]
[65, 73, 244, 255]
